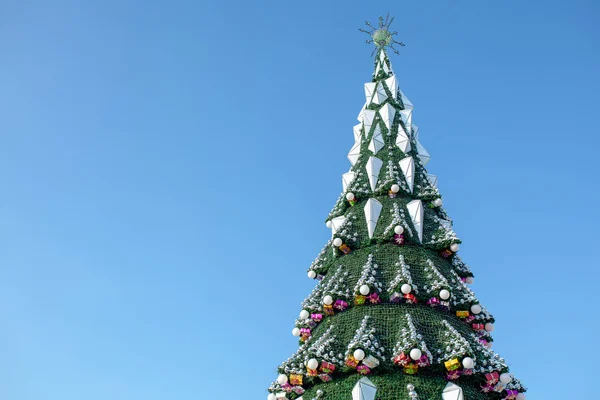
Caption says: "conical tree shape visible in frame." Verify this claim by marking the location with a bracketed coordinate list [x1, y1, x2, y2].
[267, 25, 526, 400]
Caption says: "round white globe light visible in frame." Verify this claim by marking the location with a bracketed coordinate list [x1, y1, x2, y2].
[450, 243, 459, 252]
[485, 322, 495, 332]
[323, 295, 333, 305]
[391, 184, 400, 193]
[439, 289, 451, 300]
[307, 358, 319, 370]
[268, 394, 276, 400]
[326, 220, 332, 228]
[471, 304, 482, 314]
[401, 283, 412, 294]
[394, 225, 404, 234]
[516, 394, 526, 400]
[292, 327, 300, 337]
[332, 237, 343, 247]
[346, 192, 355, 201]
[353, 348, 365, 361]
[299, 310, 310, 320]
[359, 285, 370, 295]
[462, 357, 474, 369]
[433, 198, 443, 207]
[308, 270, 317, 279]
[466, 277, 474, 284]
[409, 348, 422, 361]
[500, 373, 512, 384]
[277, 374, 288, 385]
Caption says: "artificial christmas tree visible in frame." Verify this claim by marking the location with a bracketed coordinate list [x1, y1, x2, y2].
[267, 16, 526, 400]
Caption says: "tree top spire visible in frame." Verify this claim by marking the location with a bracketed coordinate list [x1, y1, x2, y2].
[359, 14, 406, 56]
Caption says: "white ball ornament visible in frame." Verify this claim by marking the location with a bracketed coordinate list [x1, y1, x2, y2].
[485, 341, 493, 348]
[323, 295, 333, 305]
[359, 285, 370, 295]
[450, 243, 459, 252]
[292, 327, 300, 337]
[346, 192, 355, 201]
[500, 373, 512, 384]
[394, 225, 404, 234]
[326, 220, 332, 228]
[299, 310, 310, 320]
[353, 349, 365, 361]
[268, 394, 276, 400]
[277, 374, 288, 385]
[307, 358, 319, 370]
[433, 198, 443, 207]
[308, 270, 317, 279]
[409, 348, 422, 361]
[401, 283, 412, 294]
[391, 184, 400, 193]
[439, 289, 451, 300]
[485, 322, 495, 332]
[471, 304, 482, 314]
[462, 357, 474, 369]
[332, 237, 343, 247]
[466, 277, 474, 284]
[516, 394, 526, 400]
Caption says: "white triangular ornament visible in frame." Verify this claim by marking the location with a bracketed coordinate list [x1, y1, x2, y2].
[416, 140, 431, 165]
[395, 124, 411, 153]
[342, 171, 356, 192]
[383, 62, 391, 74]
[384, 75, 397, 99]
[399, 89, 414, 109]
[399, 109, 412, 130]
[330, 216, 347, 235]
[371, 83, 388, 105]
[442, 382, 464, 400]
[364, 198, 382, 239]
[364, 82, 376, 103]
[362, 110, 377, 135]
[352, 377, 377, 400]
[407, 200, 424, 242]
[427, 174, 438, 187]
[368, 125, 384, 154]
[399, 156, 415, 193]
[365, 156, 383, 191]
[356, 101, 368, 122]
[353, 123, 363, 142]
[348, 141, 361, 166]
[379, 50, 386, 63]
[379, 103, 396, 131]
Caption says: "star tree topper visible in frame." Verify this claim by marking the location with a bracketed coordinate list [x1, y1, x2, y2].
[359, 14, 406, 55]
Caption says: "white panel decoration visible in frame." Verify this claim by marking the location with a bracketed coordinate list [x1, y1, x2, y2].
[362, 110, 377, 135]
[427, 174, 438, 187]
[364, 82, 376, 103]
[399, 156, 415, 193]
[379, 50, 386, 63]
[383, 61, 391, 74]
[365, 156, 383, 191]
[330, 216, 347, 236]
[379, 103, 396, 131]
[399, 109, 412, 131]
[368, 125, 384, 154]
[442, 383, 464, 400]
[395, 124, 411, 153]
[407, 200, 424, 242]
[384, 75, 397, 99]
[348, 141, 362, 166]
[399, 89, 414, 109]
[353, 123, 363, 142]
[440, 219, 453, 231]
[342, 171, 356, 192]
[416, 140, 431, 165]
[371, 83, 388, 105]
[352, 376, 378, 400]
[364, 198, 383, 239]
[356, 101, 368, 122]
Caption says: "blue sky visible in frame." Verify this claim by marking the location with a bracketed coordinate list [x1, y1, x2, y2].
[0, 1, 598, 399]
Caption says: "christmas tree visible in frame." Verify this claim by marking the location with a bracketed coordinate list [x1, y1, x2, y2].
[267, 16, 526, 400]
